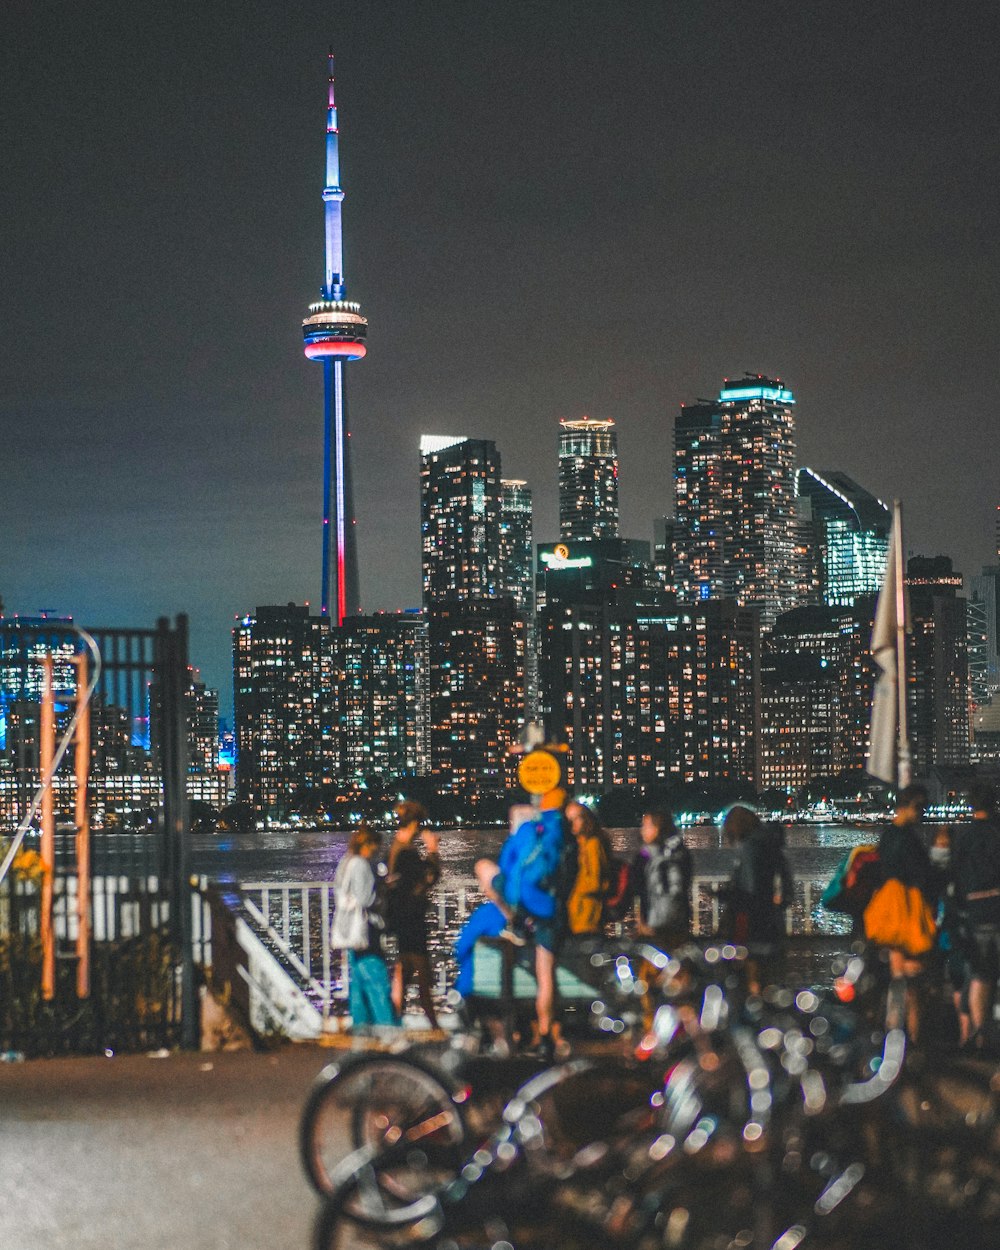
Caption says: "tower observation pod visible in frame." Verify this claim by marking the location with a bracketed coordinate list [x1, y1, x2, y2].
[302, 50, 367, 625]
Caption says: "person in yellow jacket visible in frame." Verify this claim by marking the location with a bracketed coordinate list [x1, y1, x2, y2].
[565, 800, 612, 935]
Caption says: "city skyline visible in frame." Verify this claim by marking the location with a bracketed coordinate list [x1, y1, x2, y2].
[4, 2, 1000, 703]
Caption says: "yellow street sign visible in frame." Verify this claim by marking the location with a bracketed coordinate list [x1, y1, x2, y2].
[517, 750, 562, 796]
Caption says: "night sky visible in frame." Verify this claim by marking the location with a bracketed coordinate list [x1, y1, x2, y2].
[4, 2, 1000, 715]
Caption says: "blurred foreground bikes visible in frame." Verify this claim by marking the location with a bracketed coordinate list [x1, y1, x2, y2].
[302, 939, 1000, 1250]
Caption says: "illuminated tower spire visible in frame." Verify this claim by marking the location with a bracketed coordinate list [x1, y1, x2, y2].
[323, 48, 344, 300]
[302, 50, 367, 624]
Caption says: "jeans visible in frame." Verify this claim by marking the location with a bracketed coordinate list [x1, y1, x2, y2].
[347, 950, 399, 1028]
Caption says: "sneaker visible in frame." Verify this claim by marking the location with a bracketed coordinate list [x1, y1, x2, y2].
[499, 926, 527, 947]
[526, 1033, 556, 1064]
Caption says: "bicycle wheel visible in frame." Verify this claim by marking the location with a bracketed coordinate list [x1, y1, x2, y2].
[301, 1052, 468, 1204]
[312, 1160, 445, 1250]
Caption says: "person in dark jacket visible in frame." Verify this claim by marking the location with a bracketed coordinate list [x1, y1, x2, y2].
[386, 800, 441, 1029]
[721, 805, 793, 991]
[632, 809, 692, 947]
[875, 783, 932, 1040]
[952, 781, 1000, 1052]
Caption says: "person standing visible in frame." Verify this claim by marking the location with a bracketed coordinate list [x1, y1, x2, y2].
[386, 800, 441, 1029]
[474, 790, 572, 1062]
[632, 808, 692, 948]
[565, 800, 612, 936]
[952, 781, 1000, 1053]
[331, 825, 398, 1031]
[869, 784, 934, 1040]
[721, 805, 793, 991]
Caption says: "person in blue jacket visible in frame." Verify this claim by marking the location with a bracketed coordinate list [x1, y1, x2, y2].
[453, 901, 507, 998]
[473, 789, 572, 1061]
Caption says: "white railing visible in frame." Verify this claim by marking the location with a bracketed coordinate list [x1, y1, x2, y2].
[229, 874, 843, 1030]
[235, 880, 477, 1025]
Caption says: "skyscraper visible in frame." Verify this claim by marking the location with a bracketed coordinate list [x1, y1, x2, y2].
[761, 600, 878, 788]
[796, 469, 891, 607]
[334, 612, 430, 781]
[538, 599, 759, 792]
[673, 375, 799, 626]
[234, 604, 333, 820]
[905, 556, 970, 773]
[428, 598, 526, 811]
[498, 480, 534, 611]
[186, 678, 227, 807]
[302, 53, 368, 626]
[558, 417, 619, 541]
[420, 436, 501, 606]
[969, 564, 1000, 706]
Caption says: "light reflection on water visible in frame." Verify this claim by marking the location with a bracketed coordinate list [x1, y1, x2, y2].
[192, 824, 875, 999]
[191, 822, 868, 890]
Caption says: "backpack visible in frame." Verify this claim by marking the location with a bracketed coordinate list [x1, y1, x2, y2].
[501, 810, 571, 919]
[821, 845, 880, 917]
[603, 857, 633, 922]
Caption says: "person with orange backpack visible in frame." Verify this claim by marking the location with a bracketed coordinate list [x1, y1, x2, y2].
[863, 784, 936, 1042]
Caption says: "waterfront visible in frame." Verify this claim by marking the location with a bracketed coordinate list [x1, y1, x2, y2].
[192, 821, 863, 1006]
[191, 820, 864, 920]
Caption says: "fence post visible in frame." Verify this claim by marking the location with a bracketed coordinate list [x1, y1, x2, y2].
[39, 655, 56, 1001]
[157, 615, 198, 1050]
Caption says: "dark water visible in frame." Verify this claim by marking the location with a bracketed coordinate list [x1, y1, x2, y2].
[186, 822, 876, 1000]
[191, 822, 870, 938]
[191, 821, 866, 889]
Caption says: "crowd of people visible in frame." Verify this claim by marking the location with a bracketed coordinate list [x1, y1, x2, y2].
[863, 780, 1000, 1053]
[329, 783, 1000, 1058]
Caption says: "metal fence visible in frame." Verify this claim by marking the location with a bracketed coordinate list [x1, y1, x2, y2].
[0, 615, 198, 1053]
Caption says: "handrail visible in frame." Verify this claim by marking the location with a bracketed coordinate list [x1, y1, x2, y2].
[241, 892, 331, 1007]
[0, 627, 102, 887]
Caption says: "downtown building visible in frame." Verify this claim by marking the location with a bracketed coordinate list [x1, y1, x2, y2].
[905, 556, 970, 775]
[538, 597, 759, 794]
[968, 511, 1000, 761]
[186, 678, 231, 808]
[795, 469, 891, 607]
[757, 469, 887, 796]
[233, 604, 430, 821]
[537, 413, 760, 795]
[234, 605, 334, 821]
[0, 615, 224, 828]
[420, 436, 528, 812]
[558, 416, 619, 541]
[759, 601, 877, 793]
[672, 375, 800, 627]
[334, 612, 430, 782]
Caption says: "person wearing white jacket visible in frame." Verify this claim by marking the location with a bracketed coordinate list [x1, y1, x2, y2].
[331, 825, 399, 1030]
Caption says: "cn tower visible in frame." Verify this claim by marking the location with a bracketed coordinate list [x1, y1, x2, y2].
[302, 51, 367, 624]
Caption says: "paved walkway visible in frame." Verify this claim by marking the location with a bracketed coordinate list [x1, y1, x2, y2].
[3, 1039, 997, 1250]
[0, 1046, 336, 1250]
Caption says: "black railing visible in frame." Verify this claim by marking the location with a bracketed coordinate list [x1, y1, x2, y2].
[0, 614, 197, 1055]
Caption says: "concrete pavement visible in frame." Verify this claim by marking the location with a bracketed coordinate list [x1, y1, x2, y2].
[2, 1039, 998, 1250]
[0, 1046, 335, 1250]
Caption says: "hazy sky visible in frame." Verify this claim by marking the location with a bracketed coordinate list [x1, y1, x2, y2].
[4, 1, 999, 712]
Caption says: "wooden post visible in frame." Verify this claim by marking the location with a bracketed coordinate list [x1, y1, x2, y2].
[74, 653, 91, 998]
[40, 654, 56, 1001]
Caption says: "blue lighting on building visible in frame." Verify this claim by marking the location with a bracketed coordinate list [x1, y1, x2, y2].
[719, 385, 796, 405]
